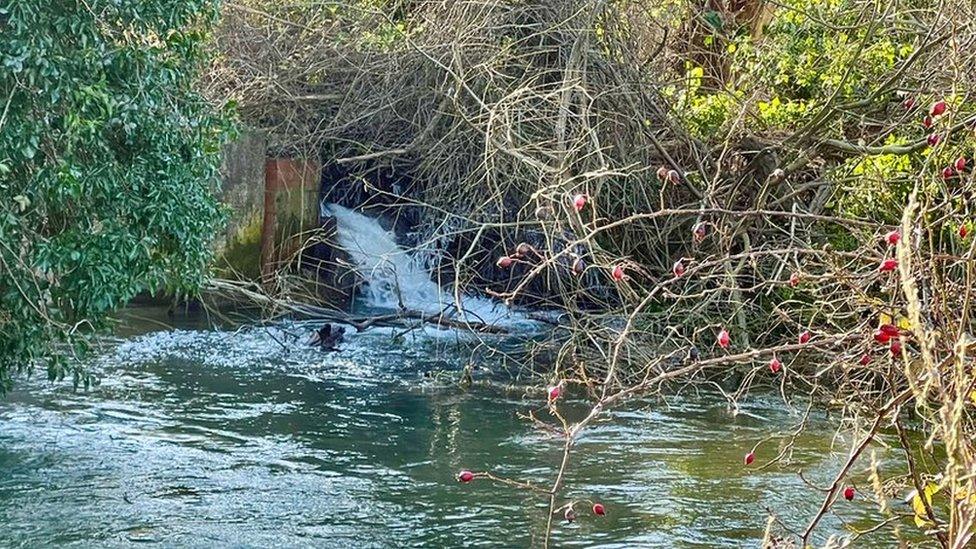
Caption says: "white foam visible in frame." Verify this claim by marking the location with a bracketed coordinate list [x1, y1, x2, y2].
[322, 203, 533, 329]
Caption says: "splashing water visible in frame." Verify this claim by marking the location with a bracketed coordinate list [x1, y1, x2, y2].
[322, 203, 528, 328]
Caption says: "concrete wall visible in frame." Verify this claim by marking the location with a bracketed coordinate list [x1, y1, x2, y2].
[216, 130, 268, 280]
[212, 132, 355, 310]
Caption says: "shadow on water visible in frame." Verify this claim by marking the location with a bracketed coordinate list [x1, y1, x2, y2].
[0, 306, 922, 547]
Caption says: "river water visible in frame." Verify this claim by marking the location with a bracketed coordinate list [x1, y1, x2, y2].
[0, 307, 915, 547]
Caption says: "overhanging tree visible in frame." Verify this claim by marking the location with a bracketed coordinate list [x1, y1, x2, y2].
[0, 0, 233, 392]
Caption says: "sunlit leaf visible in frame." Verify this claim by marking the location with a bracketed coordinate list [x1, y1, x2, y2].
[12, 194, 29, 212]
[911, 482, 940, 528]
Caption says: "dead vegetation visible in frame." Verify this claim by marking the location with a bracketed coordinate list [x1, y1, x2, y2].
[207, 0, 976, 545]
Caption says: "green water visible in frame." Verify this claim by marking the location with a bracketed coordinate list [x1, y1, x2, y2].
[0, 308, 916, 547]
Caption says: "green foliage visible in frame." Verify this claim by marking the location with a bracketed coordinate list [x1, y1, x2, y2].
[675, 0, 915, 135]
[664, 0, 976, 226]
[360, 19, 414, 51]
[742, 0, 908, 131]
[831, 135, 917, 222]
[672, 65, 743, 138]
[0, 0, 234, 392]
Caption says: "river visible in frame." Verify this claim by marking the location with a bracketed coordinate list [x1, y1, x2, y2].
[0, 306, 914, 547]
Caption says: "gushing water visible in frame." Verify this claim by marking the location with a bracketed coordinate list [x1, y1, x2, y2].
[322, 203, 526, 327]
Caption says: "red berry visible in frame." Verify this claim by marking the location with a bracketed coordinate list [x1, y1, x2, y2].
[458, 470, 474, 483]
[744, 451, 755, 465]
[930, 100, 947, 117]
[960, 225, 969, 239]
[717, 329, 731, 349]
[592, 503, 606, 516]
[843, 486, 855, 501]
[799, 331, 811, 344]
[496, 256, 513, 268]
[880, 324, 899, 337]
[927, 133, 941, 147]
[860, 354, 871, 366]
[548, 384, 562, 401]
[942, 166, 955, 180]
[923, 115, 933, 128]
[672, 259, 685, 277]
[890, 339, 902, 357]
[693, 223, 707, 242]
[611, 264, 625, 281]
[769, 356, 782, 374]
[573, 194, 588, 212]
[880, 259, 898, 272]
[656, 166, 669, 181]
[789, 271, 800, 287]
[956, 157, 968, 172]
[885, 230, 901, 245]
[873, 329, 891, 344]
[903, 97, 916, 110]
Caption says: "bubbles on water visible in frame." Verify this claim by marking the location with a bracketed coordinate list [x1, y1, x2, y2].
[106, 326, 317, 369]
[97, 320, 497, 387]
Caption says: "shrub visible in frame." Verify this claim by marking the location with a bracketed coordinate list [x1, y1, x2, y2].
[0, 0, 234, 392]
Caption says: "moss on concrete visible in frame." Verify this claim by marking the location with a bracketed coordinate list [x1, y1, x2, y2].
[215, 208, 263, 280]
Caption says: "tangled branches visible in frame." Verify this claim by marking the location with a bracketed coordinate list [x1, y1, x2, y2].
[210, 0, 976, 545]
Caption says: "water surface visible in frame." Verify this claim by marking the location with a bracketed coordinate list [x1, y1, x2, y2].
[0, 308, 914, 547]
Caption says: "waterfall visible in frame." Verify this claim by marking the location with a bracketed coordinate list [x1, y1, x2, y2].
[322, 203, 526, 327]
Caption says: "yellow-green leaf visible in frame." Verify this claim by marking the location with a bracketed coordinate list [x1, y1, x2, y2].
[911, 482, 940, 528]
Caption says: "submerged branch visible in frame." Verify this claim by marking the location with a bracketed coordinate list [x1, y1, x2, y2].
[206, 279, 509, 334]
